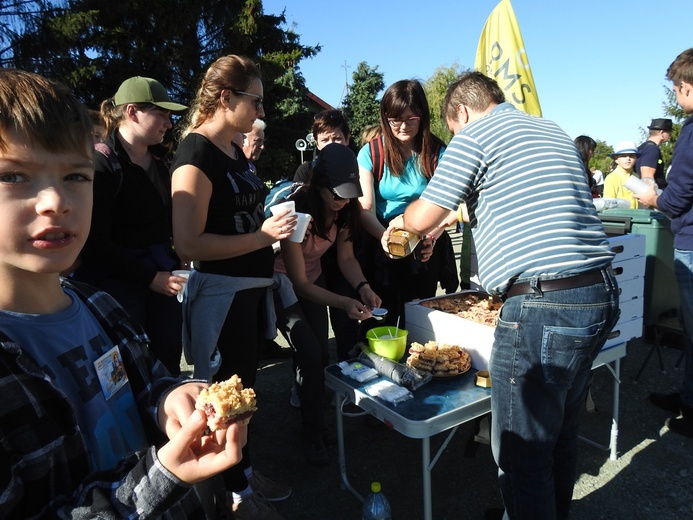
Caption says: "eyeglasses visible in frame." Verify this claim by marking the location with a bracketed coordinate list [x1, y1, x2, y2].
[387, 116, 421, 129]
[232, 90, 263, 110]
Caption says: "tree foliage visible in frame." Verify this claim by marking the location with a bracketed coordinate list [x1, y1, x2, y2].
[5, 0, 320, 177]
[0, 0, 48, 65]
[341, 61, 384, 148]
[590, 139, 614, 175]
[423, 62, 469, 144]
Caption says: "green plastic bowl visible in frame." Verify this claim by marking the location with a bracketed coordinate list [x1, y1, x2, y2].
[366, 326, 408, 361]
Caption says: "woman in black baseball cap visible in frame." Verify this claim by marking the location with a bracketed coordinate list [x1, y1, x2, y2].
[273, 143, 381, 466]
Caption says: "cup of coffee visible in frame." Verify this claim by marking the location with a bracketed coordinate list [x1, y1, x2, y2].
[288, 212, 312, 243]
[172, 269, 190, 303]
[269, 200, 296, 218]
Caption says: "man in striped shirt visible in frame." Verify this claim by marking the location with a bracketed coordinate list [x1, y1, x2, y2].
[387, 72, 620, 520]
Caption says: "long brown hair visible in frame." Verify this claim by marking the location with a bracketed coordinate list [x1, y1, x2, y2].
[182, 55, 261, 137]
[379, 79, 444, 179]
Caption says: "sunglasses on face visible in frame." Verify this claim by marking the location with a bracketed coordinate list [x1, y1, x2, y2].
[331, 189, 347, 201]
[321, 186, 348, 201]
[232, 90, 263, 110]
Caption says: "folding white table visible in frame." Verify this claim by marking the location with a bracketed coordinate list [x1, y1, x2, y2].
[325, 343, 626, 520]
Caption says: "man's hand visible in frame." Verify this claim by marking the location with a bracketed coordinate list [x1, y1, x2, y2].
[633, 184, 659, 208]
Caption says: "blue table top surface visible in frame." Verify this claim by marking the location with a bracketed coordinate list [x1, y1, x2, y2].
[325, 363, 492, 423]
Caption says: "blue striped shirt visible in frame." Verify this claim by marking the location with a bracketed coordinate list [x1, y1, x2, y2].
[422, 103, 613, 295]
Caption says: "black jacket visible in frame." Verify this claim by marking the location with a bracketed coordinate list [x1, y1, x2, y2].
[75, 132, 177, 287]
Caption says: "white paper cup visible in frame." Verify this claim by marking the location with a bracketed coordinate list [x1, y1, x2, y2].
[172, 270, 190, 302]
[288, 212, 311, 243]
[623, 175, 650, 195]
[269, 200, 296, 217]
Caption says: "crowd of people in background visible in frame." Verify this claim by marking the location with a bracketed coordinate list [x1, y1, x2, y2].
[1, 46, 692, 520]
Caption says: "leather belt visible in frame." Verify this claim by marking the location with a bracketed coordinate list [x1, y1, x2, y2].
[506, 268, 606, 299]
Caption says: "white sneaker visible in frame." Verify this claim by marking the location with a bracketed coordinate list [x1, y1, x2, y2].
[231, 492, 285, 520]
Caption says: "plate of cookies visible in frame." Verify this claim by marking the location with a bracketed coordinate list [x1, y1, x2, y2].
[405, 341, 472, 378]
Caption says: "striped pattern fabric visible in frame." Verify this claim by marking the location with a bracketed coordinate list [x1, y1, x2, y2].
[422, 103, 614, 295]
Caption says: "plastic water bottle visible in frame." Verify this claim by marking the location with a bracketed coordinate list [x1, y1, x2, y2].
[362, 481, 392, 520]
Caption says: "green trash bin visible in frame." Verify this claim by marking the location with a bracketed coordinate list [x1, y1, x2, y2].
[599, 208, 678, 326]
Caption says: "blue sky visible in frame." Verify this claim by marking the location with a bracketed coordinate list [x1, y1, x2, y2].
[261, 0, 692, 148]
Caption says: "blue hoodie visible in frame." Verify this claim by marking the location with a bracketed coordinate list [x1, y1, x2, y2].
[657, 115, 693, 249]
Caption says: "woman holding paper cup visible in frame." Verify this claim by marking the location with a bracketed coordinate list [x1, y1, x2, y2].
[273, 143, 381, 466]
[171, 55, 293, 512]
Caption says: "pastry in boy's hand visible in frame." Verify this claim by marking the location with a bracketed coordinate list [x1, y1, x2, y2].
[195, 375, 257, 431]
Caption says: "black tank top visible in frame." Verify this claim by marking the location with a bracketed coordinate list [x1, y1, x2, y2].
[171, 133, 274, 277]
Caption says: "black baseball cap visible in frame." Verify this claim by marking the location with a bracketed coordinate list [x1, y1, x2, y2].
[313, 143, 363, 199]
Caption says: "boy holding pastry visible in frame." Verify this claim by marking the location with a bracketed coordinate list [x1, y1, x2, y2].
[0, 68, 246, 518]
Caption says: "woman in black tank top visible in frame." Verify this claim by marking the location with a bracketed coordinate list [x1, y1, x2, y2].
[171, 55, 294, 514]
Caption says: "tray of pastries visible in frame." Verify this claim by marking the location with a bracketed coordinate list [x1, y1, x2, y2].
[418, 292, 502, 327]
[406, 341, 472, 378]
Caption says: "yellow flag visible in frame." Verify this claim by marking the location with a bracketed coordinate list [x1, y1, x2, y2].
[475, 0, 542, 116]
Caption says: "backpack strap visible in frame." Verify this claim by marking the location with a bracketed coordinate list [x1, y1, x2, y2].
[369, 137, 442, 181]
[368, 136, 385, 184]
[94, 142, 123, 195]
[430, 142, 443, 176]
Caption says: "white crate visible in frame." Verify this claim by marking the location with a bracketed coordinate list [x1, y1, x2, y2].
[406, 234, 646, 370]
[405, 298, 496, 371]
[609, 233, 646, 261]
[619, 276, 644, 303]
[613, 255, 646, 284]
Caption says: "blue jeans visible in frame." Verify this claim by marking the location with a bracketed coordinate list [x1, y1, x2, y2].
[674, 249, 693, 408]
[490, 268, 619, 520]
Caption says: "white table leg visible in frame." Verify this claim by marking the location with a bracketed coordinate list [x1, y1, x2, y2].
[335, 393, 364, 502]
[609, 359, 620, 461]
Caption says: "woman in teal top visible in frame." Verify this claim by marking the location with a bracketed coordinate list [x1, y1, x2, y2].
[357, 79, 458, 328]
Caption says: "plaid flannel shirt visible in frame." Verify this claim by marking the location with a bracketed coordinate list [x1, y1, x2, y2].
[0, 279, 205, 519]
